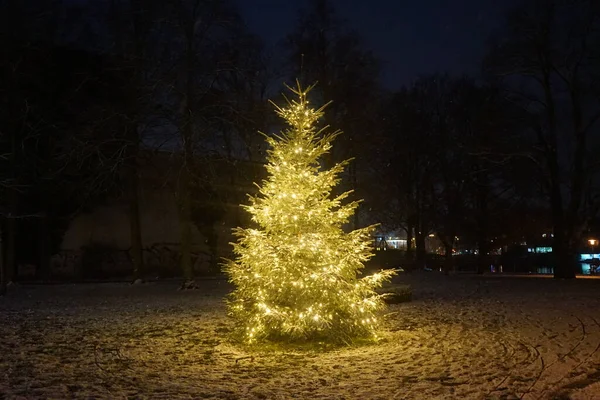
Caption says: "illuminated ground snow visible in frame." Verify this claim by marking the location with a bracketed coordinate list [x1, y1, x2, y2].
[2, 274, 600, 399]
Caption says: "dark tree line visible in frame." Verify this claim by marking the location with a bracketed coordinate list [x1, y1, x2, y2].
[484, 0, 600, 278]
[0, 1, 138, 294]
[368, 0, 600, 278]
[286, 0, 381, 230]
[0, 0, 599, 293]
[373, 76, 528, 273]
[0, 0, 271, 291]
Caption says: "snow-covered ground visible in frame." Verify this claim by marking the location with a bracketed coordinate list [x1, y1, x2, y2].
[2, 273, 600, 399]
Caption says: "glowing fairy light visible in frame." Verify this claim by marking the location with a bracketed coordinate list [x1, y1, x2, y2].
[224, 81, 396, 344]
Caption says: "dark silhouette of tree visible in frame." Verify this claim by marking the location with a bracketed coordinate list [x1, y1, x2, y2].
[157, 0, 263, 285]
[104, 0, 167, 282]
[286, 0, 381, 230]
[377, 75, 529, 273]
[449, 80, 530, 273]
[0, 42, 133, 293]
[215, 33, 274, 162]
[378, 84, 436, 269]
[485, 0, 600, 278]
[0, 2, 130, 292]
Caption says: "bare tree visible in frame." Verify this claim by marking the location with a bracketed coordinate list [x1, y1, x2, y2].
[159, 0, 244, 285]
[0, 2, 135, 290]
[485, 0, 600, 278]
[450, 79, 530, 273]
[105, 0, 170, 281]
[377, 85, 437, 269]
[0, 1, 67, 290]
[286, 0, 381, 230]
[377, 75, 530, 273]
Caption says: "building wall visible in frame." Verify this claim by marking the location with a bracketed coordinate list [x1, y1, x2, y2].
[55, 153, 264, 277]
[61, 185, 203, 250]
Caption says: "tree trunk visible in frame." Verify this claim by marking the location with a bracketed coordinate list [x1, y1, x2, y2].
[537, 64, 577, 280]
[552, 218, 577, 279]
[0, 225, 5, 296]
[475, 176, 489, 274]
[559, 74, 585, 279]
[4, 191, 17, 283]
[5, 116, 19, 283]
[129, 158, 144, 281]
[476, 202, 488, 275]
[179, 166, 193, 282]
[203, 225, 219, 274]
[38, 212, 50, 280]
[405, 221, 413, 260]
[554, 244, 577, 279]
[547, 142, 577, 280]
[127, 119, 143, 281]
[415, 220, 426, 270]
[127, 0, 146, 283]
[477, 238, 488, 274]
[443, 241, 453, 275]
[179, 28, 195, 284]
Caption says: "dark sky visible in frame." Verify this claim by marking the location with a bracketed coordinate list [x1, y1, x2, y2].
[236, 0, 521, 89]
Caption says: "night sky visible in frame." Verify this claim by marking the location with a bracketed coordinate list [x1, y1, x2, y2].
[237, 0, 521, 89]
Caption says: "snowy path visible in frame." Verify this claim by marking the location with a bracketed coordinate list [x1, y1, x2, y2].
[1, 274, 600, 399]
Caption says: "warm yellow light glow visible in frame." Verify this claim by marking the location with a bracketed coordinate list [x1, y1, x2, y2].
[589, 239, 598, 246]
[224, 81, 396, 344]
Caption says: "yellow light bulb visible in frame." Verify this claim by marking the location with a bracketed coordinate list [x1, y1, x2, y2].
[225, 82, 396, 343]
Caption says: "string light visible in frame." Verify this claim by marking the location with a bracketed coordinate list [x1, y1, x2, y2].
[225, 81, 396, 344]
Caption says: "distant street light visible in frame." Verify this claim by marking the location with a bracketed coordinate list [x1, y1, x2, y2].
[589, 239, 598, 253]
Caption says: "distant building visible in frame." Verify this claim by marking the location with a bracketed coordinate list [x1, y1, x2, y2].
[54, 151, 265, 277]
[374, 235, 408, 250]
[373, 232, 438, 253]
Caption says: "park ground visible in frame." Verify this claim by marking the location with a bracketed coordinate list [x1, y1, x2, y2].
[2, 273, 600, 399]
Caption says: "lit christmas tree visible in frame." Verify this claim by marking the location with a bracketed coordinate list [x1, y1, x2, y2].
[225, 82, 396, 344]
